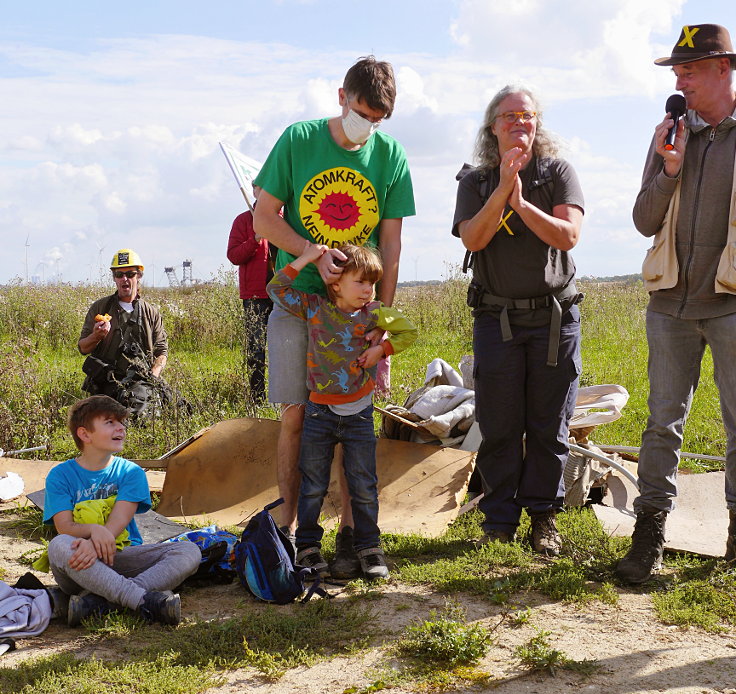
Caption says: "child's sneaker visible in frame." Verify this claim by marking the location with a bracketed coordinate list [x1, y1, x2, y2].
[296, 546, 329, 578]
[67, 592, 114, 627]
[47, 586, 70, 621]
[329, 526, 361, 579]
[139, 591, 181, 625]
[357, 547, 389, 580]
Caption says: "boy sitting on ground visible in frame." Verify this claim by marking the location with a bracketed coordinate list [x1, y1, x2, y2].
[267, 243, 417, 579]
[42, 395, 201, 626]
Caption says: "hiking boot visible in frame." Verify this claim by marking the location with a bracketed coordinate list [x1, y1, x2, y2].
[139, 591, 181, 626]
[329, 526, 361, 579]
[67, 592, 114, 627]
[725, 510, 736, 562]
[357, 546, 390, 580]
[615, 508, 667, 584]
[476, 529, 515, 546]
[296, 546, 329, 578]
[530, 510, 562, 557]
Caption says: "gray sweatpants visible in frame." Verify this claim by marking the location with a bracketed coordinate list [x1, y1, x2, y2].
[47, 535, 201, 610]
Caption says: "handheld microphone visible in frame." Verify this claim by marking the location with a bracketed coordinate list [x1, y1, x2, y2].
[664, 94, 686, 151]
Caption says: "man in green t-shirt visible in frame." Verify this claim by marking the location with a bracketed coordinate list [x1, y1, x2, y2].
[254, 55, 415, 578]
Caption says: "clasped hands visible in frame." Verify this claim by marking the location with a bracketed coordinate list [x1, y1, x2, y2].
[68, 524, 117, 570]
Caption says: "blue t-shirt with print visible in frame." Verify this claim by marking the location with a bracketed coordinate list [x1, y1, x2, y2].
[43, 456, 151, 546]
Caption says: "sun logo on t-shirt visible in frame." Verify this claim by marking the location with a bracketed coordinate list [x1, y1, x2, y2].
[317, 191, 361, 230]
[299, 167, 380, 247]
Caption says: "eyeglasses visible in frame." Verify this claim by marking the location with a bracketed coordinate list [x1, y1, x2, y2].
[113, 270, 140, 279]
[496, 111, 537, 124]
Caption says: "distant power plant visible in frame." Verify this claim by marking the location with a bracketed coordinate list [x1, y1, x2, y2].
[164, 259, 196, 287]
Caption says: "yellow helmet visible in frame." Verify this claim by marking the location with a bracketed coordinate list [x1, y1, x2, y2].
[110, 248, 144, 272]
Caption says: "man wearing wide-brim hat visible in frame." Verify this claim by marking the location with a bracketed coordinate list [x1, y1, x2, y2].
[617, 24, 736, 583]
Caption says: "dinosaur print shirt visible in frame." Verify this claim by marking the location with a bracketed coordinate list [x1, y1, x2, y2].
[268, 265, 417, 404]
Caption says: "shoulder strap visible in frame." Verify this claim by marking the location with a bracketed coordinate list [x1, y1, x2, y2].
[462, 170, 493, 274]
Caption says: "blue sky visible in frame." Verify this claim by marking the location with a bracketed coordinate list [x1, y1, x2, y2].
[1, 0, 734, 285]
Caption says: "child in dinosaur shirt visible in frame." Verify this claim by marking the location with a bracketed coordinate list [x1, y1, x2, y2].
[267, 243, 416, 580]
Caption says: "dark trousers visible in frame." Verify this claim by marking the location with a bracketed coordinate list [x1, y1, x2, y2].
[296, 402, 380, 551]
[243, 298, 273, 403]
[473, 306, 581, 533]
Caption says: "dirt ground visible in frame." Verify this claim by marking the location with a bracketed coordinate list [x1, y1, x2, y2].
[2, 509, 735, 694]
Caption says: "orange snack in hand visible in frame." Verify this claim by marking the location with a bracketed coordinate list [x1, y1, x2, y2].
[95, 313, 112, 323]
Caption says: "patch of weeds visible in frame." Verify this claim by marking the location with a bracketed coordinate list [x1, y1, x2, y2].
[509, 607, 532, 627]
[362, 662, 493, 693]
[6, 506, 54, 540]
[18, 545, 45, 567]
[396, 538, 531, 596]
[652, 568, 736, 632]
[0, 652, 220, 694]
[134, 598, 376, 678]
[82, 610, 145, 636]
[396, 602, 492, 667]
[0, 567, 6, 581]
[557, 507, 625, 579]
[488, 577, 514, 605]
[515, 629, 598, 677]
[343, 578, 384, 600]
[526, 557, 616, 603]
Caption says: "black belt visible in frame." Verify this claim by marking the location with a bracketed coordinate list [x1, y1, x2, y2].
[479, 282, 581, 367]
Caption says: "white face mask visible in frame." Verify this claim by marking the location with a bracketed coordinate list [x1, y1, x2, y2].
[341, 109, 379, 144]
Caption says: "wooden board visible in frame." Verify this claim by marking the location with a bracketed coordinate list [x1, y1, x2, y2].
[594, 470, 729, 557]
[156, 417, 476, 535]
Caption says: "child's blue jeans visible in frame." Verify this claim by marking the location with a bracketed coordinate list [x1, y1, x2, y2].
[295, 401, 379, 551]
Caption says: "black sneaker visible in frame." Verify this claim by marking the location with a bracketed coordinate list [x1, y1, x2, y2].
[329, 526, 361, 579]
[47, 587, 70, 621]
[357, 546, 389, 580]
[530, 510, 561, 557]
[139, 591, 181, 625]
[725, 510, 736, 562]
[615, 508, 667, 584]
[296, 546, 329, 578]
[67, 592, 114, 627]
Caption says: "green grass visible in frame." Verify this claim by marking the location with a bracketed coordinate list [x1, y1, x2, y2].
[515, 629, 599, 677]
[650, 559, 736, 632]
[0, 276, 727, 466]
[392, 507, 621, 606]
[0, 653, 221, 694]
[82, 598, 378, 679]
[396, 602, 492, 666]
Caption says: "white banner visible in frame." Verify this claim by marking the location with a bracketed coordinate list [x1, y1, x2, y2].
[219, 142, 263, 210]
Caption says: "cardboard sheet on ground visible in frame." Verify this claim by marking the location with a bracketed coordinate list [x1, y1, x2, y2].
[593, 469, 729, 557]
[156, 417, 476, 535]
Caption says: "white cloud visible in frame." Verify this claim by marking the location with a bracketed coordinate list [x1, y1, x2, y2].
[0, 0, 715, 285]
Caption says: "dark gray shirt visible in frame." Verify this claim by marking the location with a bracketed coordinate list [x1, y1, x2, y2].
[453, 157, 584, 323]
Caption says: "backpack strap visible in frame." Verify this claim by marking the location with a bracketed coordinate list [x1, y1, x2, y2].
[299, 571, 333, 603]
[461, 170, 493, 274]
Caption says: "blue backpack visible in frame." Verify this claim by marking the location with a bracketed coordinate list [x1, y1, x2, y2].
[234, 498, 328, 604]
[164, 525, 239, 584]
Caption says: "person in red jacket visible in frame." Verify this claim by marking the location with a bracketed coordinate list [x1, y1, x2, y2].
[227, 186, 274, 404]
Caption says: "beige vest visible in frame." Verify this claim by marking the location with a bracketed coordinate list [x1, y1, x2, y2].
[642, 144, 736, 294]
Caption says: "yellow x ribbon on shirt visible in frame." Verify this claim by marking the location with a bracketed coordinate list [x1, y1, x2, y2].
[497, 209, 514, 235]
[678, 26, 699, 48]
